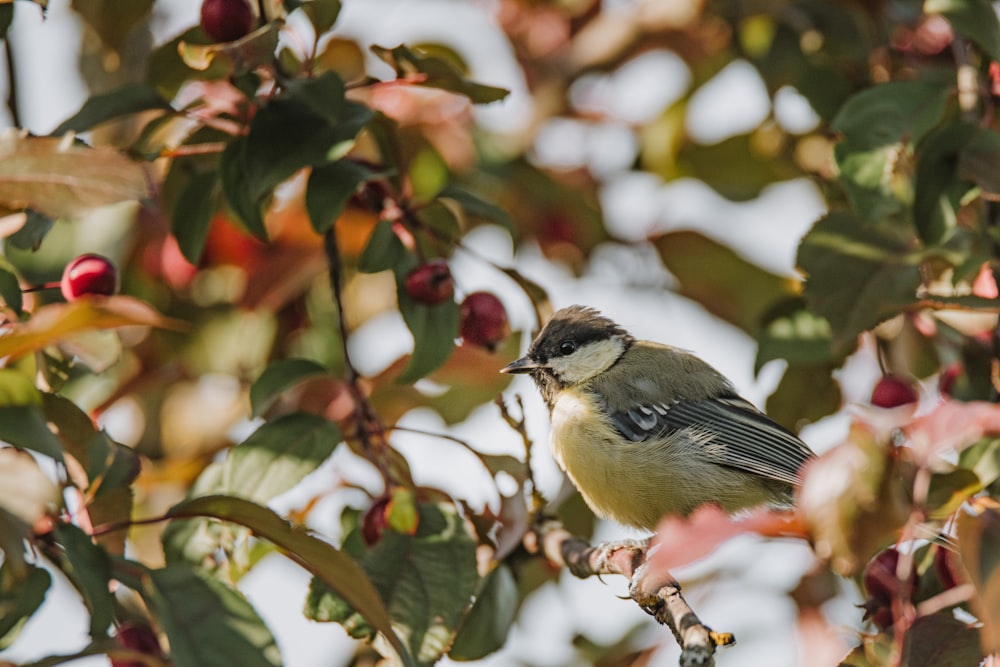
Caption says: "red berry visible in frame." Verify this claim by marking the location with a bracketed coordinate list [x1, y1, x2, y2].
[60, 254, 119, 301]
[460, 292, 508, 350]
[200, 0, 254, 43]
[870, 375, 918, 408]
[404, 260, 454, 305]
[111, 622, 164, 667]
[361, 496, 391, 547]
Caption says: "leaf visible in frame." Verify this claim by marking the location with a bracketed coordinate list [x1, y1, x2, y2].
[439, 185, 513, 230]
[51, 82, 172, 135]
[913, 121, 978, 244]
[0, 406, 65, 462]
[653, 231, 798, 336]
[0, 131, 151, 220]
[166, 495, 411, 666]
[249, 358, 328, 418]
[290, 0, 343, 33]
[51, 523, 115, 638]
[7, 209, 55, 251]
[177, 21, 281, 75]
[0, 562, 51, 650]
[676, 132, 801, 202]
[305, 501, 477, 667]
[797, 211, 923, 352]
[904, 612, 984, 667]
[222, 413, 341, 502]
[370, 44, 509, 104]
[305, 160, 376, 234]
[114, 560, 283, 667]
[958, 127, 1000, 201]
[172, 171, 219, 264]
[449, 564, 518, 661]
[832, 81, 952, 224]
[396, 289, 459, 384]
[0, 267, 21, 315]
[0, 296, 184, 361]
[70, 0, 154, 52]
[755, 298, 835, 372]
[0, 5, 12, 40]
[358, 219, 408, 273]
[219, 138, 268, 240]
[765, 362, 842, 430]
[956, 497, 1000, 654]
[926, 0, 1000, 61]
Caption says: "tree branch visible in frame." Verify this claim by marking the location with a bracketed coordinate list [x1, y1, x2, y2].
[526, 519, 734, 667]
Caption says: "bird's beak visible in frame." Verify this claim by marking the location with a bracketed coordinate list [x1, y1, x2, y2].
[501, 356, 540, 374]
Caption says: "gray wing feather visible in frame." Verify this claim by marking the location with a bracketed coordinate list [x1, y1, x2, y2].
[608, 395, 814, 487]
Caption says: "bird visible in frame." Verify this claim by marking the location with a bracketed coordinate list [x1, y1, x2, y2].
[501, 305, 816, 531]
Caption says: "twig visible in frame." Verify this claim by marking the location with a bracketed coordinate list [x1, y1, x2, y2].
[526, 519, 733, 667]
[322, 228, 391, 483]
[494, 394, 546, 513]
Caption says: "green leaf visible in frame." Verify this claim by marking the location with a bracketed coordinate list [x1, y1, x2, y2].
[305, 160, 376, 233]
[0, 267, 22, 315]
[172, 171, 219, 264]
[676, 132, 800, 202]
[291, 0, 343, 33]
[147, 27, 231, 99]
[305, 501, 477, 667]
[653, 231, 798, 336]
[925, 0, 1000, 61]
[51, 82, 172, 136]
[70, 0, 154, 52]
[51, 523, 115, 638]
[115, 560, 283, 667]
[832, 81, 952, 224]
[449, 564, 518, 661]
[765, 362, 842, 430]
[958, 127, 1000, 200]
[358, 219, 408, 273]
[396, 290, 459, 384]
[913, 122, 978, 244]
[166, 495, 411, 666]
[439, 185, 512, 229]
[905, 611, 985, 666]
[0, 562, 51, 650]
[0, 405, 65, 462]
[370, 44, 509, 104]
[242, 76, 371, 201]
[0, 131, 151, 220]
[219, 138, 268, 240]
[797, 211, 923, 352]
[755, 298, 835, 372]
[222, 413, 341, 501]
[957, 499, 1000, 654]
[7, 210, 55, 251]
[250, 358, 329, 418]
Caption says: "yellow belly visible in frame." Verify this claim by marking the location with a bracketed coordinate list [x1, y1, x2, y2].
[549, 390, 773, 530]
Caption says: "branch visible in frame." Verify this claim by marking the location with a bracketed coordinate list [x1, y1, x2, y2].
[526, 519, 734, 667]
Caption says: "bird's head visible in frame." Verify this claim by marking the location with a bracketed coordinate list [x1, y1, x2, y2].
[501, 306, 633, 394]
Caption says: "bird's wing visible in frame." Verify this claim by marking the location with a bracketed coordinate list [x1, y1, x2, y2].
[608, 395, 815, 487]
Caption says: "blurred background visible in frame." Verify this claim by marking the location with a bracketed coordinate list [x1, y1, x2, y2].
[1, 0, 983, 665]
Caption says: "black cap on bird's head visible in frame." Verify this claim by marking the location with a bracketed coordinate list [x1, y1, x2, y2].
[501, 306, 633, 398]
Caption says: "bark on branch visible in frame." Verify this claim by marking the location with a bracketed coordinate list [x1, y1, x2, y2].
[526, 519, 735, 667]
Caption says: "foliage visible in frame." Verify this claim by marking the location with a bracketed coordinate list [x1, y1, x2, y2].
[0, 0, 999, 666]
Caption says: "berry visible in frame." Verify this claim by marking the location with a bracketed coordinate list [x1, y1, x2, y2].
[60, 254, 119, 301]
[460, 292, 508, 350]
[200, 0, 254, 43]
[870, 375, 918, 408]
[405, 260, 454, 305]
[361, 496, 391, 547]
[111, 622, 164, 667]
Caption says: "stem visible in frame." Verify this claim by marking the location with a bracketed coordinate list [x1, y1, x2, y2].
[322, 228, 391, 483]
[5, 36, 20, 128]
[988, 201, 1000, 401]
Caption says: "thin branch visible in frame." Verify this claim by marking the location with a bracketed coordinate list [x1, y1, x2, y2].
[526, 519, 733, 667]
[494, 394, 546, 513]
[5, 37, 20, 129]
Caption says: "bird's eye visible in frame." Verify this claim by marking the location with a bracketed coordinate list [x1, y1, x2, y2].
[559, 340, 577, 355]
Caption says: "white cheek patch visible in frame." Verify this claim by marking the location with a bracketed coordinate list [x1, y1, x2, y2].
[547, 337, 625, 385]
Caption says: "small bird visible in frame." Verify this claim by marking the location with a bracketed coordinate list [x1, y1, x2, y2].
[501, 306, 815, 531]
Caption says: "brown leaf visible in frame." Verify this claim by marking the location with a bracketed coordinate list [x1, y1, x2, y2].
[0, 130, 150, 219]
